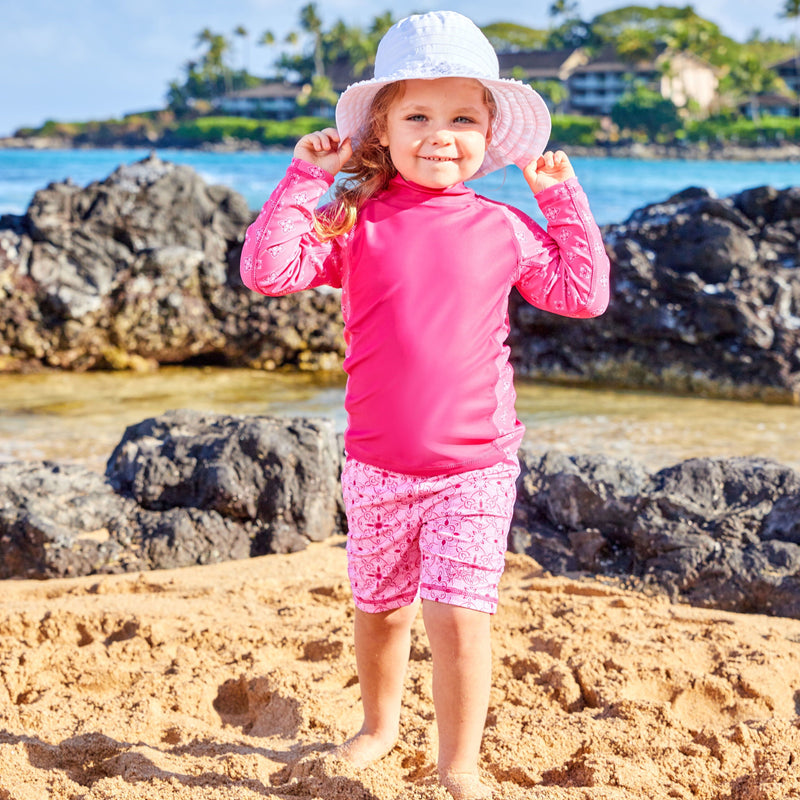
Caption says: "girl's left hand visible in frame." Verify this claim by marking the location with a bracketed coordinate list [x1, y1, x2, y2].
[522, 150, 576, 195]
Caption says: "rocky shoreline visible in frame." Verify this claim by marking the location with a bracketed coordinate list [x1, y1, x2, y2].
[2, 410, 800, 620]
[1, 152, 799, 401]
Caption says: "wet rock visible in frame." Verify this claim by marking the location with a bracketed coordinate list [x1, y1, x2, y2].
[0, 462, 142, 579]
[0, 413, 346, 579]
[509, 184, 800, 402]
[0, 153, 345, 373]
[512, 446, 800, 618]
[106, 410, 345, 555]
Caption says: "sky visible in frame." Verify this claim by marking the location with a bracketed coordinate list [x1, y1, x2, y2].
[0, 0, 795, 137]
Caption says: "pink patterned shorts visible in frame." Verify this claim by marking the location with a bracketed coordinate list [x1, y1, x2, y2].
[341, 457, 520, 615]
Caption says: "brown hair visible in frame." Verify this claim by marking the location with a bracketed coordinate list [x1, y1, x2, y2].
[314, 80, 497, 241]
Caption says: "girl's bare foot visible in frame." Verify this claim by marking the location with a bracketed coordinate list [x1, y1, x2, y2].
[331, 730, 397, 769]
[439, 771, 493, 800]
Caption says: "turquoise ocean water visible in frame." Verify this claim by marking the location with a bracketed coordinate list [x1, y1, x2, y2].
[1, 147, 799, 225]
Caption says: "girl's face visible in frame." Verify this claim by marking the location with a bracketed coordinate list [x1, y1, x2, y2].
[379, 78, 493, 189]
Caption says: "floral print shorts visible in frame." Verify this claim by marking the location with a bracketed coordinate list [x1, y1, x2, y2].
[341, 456, 520, 615]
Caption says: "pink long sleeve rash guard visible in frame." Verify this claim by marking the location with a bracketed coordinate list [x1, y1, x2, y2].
[241, 158, 610, 477]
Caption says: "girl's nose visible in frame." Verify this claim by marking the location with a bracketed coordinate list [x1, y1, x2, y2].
[428, 127, 453, 145]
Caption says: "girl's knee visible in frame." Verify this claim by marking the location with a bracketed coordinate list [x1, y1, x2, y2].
[356, 602, 418, 633]
[422, 600, 490, 648]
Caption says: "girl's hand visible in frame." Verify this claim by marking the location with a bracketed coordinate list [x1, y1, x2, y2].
[294, 128, 353, 176]
[522, 150, 576, 195]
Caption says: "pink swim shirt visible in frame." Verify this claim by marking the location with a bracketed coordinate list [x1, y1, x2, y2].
[241, 158, 610, 476]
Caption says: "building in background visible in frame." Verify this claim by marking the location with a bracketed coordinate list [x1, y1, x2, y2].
[212, 81, 303, 119]
[499, 45, 718, 117]
[214, 45, 724, 121]
[772, 54, 800, 96]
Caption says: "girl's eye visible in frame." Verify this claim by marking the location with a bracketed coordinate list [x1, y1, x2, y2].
[407, 114, 427, 122]
[455, 116, 475, 124]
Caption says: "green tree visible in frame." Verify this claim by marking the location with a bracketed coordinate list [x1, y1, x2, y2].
[195, 28, 233, 93]
[275, 9, 391, 84]
[300, 3, 325, 78]
[590, 5, 735, 69]
[547, 17, 597, 49]
[615, 27, 658, 62]
[167, 27, 262, 114]
[721, 54, 782, 119]
[545, 0, 595, 48]
[481, 22, 548, 51]
[782, 0, 800, 21]
[275, 4, 326, 82]
[591, 4, 697, 41]
[234, 25, 249, 73]
[530, 79, 570, 111]
[370, 11, 396, 40]
[297, 75, 339, 112]
[325, 19, 372, 77]
[549, 0, 579, 24]
[611, 84, 682, 138]
[663, 17, 731, 66]
[196, 28, 230, 73]
[258, 30, 276, 74]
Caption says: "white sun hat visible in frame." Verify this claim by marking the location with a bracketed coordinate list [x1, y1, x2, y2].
[335, 10, 552, 179]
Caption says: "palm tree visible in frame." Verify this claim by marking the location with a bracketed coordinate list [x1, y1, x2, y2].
[370, 11, 395, 39]
[234, 25, 249, 75]
[724, 55, 781, 120]
[195, 28, 229, 72]
[549, 0, 578, 24]
[326, 20, 373, 78]
[300, 3, 325, 78]
[195, 28, 234, 95]
[258, 30, 276, 76]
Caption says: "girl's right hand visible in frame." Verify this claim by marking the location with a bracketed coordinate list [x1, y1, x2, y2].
[294, 128, 353, 176]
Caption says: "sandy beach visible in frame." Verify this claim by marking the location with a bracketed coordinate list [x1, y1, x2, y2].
[1, 538, 799, 799]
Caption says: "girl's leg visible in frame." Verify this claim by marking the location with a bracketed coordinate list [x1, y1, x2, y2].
[422, 600, 493, 799]
[335, 602, 418, 767]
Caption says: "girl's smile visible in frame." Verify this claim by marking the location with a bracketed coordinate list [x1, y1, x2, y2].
[380, 78, 493, 189]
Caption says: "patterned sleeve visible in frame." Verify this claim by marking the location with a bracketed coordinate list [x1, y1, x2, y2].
[240, 158, 344, 296]
[508, 177, 610, 318]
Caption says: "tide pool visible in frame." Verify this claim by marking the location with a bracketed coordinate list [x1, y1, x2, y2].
[1, 368, 798, 474]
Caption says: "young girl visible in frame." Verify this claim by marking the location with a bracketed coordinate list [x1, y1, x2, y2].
[241, 11, 610, 799]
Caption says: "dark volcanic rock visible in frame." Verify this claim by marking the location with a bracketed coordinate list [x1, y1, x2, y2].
[0, 153, 345, 373]
[0, 461, 141, 579]
[0, 413, 346, 579]
[509, 184, 800, 402]
[511, 446, 800, 618]
[106, 410, 345, 554]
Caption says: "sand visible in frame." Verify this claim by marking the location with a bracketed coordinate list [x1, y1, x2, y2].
[1, 538, 799, 800]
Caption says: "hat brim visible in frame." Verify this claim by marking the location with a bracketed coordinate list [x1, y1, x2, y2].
[335, 75, 551, 179]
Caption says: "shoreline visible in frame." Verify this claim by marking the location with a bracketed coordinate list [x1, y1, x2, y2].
[2, 133, 799, 162]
